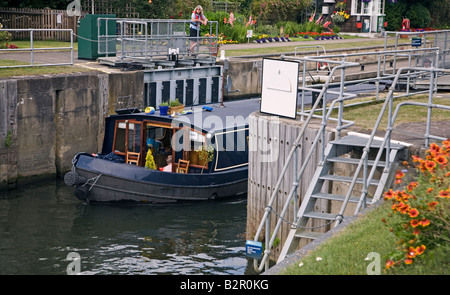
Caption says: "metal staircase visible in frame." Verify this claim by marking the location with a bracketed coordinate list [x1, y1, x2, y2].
[250, 60, 449, 273]
[277, 133, 408, 263]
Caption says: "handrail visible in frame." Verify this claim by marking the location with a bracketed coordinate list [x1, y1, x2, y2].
[252, 58, 360, 273]
[97, 18, 219, 60]
[0, 28, 74, 68]
[353, 67, 450, 214]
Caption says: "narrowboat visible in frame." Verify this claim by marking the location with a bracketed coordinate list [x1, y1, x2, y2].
[64, 98, 260, 203]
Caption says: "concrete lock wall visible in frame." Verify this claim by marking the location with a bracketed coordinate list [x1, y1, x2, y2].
[0, 71, 143, 190]
[246, 113, 336, 261]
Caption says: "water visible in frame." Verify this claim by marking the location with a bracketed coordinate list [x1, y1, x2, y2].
[0, 179, 252, 275]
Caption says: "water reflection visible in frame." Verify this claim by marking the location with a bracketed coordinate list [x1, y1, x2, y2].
[0, 179, 252, 275]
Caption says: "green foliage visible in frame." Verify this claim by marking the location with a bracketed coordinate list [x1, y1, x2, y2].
[169, 98, 182, 107]
[405, 3, 431, 29]
[0, 31, 11, 49]
[4, 130, 12, 148]
[145, 149, 156, 170]
[382, 141, 449, 270]
[159, 101, 169, 107]
[197, 144, 214, 173]
[250, 0, 313, 24]
[206, 11, 255, 43]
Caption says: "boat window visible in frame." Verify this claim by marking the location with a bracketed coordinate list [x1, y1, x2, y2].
[113, 120, 142, 156]
[128, 123, 141, 153]
[145, 124, 173, 170]
[113, 122, 127, 153]
[188, 130, 212, 171]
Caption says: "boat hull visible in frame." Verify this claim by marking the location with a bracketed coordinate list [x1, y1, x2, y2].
[69, 155, 247, 203]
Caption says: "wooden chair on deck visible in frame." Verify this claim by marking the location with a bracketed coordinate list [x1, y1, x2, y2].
[176, 159, 190, 173]
[126, 151, 140, 165]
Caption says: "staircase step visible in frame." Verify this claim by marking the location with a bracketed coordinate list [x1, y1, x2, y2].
[327, 157, 386, 167]
[312, 192, 359, 203]
[294, 230, 323, 240]
[319, 174, 380, 186]
[303, 211, 340, 220]
[331, 135, 406, 150]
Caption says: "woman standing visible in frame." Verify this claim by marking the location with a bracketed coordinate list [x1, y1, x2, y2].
[189, 5, 208, 54]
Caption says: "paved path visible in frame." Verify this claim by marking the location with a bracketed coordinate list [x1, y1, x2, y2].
[221, 36, 387, 51]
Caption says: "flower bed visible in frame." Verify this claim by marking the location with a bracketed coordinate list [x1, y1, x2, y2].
[253, 34, 292, 43]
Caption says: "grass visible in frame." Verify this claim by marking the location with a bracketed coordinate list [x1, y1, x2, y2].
[0, 59, 92, 77]
[329, 94, 450, 130]
[6, 40, 78, 50]
[0, 40, 89, 77]
[280, 201, 449, 275]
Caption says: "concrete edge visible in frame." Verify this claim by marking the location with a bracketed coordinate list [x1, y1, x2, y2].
[261, 200, 384, 275]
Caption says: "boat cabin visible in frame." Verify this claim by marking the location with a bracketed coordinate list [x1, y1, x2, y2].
[100, 99, 259, 174]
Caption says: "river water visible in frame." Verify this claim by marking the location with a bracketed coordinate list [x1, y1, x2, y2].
[0, 178, 253, 275]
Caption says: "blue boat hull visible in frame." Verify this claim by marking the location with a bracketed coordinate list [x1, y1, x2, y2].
[71, 154, 248, 203]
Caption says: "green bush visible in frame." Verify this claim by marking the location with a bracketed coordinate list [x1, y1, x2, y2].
[250, 0, 313, 24]
[406, 3, 431, 29]
[0, 31, 12, 49]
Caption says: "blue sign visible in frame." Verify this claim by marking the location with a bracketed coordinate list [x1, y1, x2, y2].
[412, 37, 422, 47]
[246, 240, 263, 259]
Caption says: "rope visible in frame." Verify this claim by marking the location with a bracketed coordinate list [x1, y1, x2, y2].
[71, 32, 100, 43]
[82, 173, 102, 191]
[265, 206, 342, 230]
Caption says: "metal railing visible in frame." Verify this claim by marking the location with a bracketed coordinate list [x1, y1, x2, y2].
[0, 28, 74, 68]
[97, 18, 219, 61]
[384, 30, 450, 69]
[251, 53, 450, 272]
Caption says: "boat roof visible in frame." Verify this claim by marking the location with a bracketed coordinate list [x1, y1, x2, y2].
[110, 98, 261, 133]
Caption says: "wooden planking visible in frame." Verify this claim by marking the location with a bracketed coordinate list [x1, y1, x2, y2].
[247, 112, 336, 262]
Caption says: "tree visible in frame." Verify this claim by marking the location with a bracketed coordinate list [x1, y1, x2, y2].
[0, 0, 68, 9]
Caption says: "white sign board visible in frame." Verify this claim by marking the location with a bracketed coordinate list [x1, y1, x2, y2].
[260, 58, 299, 119]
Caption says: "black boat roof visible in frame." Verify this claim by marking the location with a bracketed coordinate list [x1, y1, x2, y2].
[110, 98, 261, 133]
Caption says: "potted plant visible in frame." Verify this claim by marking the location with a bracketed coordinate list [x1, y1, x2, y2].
[169, 99, 184, 114]
[159, 101, 169, 116]
[197, 145, 214, 173]
[145, 149, 156, 170]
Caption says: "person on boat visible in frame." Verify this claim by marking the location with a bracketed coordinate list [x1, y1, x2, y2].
[162, 155, 172, 172]
[189, 5, 208, 55]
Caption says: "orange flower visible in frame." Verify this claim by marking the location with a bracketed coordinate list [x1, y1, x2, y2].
[384, 189, 396, 200]
[420, 218, 430, 227]
[395, 170, 405, 179]
[427, 187, 434, 193]
[429, 143, 441, 155]
[413, 228, 421, 235]
[408, 208, 419, 218]
[425, 160, 436, 172]
[385, 260, 395, 269]
[428, 201, 439, 209]
[405, 258, 413, 265]
[406, 247, 417, 258]
[416, 245, 426, 255]
[410, 219, 420, 227]
[438, 190, 449, 198]
[399, 191, 412, 201]
[434, 154, 448, 166]
[446, 172, 450, 177]
[407, 181, 418, 192]
[443, 139, 450, 149]
[412, 155, 423, 162]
